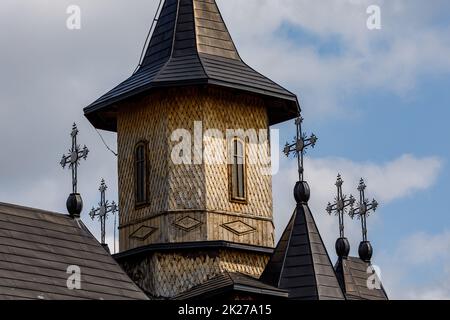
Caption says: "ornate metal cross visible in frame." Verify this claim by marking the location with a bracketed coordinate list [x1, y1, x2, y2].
[326, 174, 355, 238]
[283, 116, 318, 181]
[349, 178, 379, 242]
[89, 179, 118, 245]
[60, 123, 89, 194]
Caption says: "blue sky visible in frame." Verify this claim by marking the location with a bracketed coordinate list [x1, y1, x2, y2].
[1, 0, 450, 299]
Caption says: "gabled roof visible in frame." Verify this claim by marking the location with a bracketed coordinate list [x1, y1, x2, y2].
[84, 0, 299, 131]
[174, 272, 288, 300]
[0, 202, 148, 300]
[260, 204, 345, 300]
[335, 256, 388, 300]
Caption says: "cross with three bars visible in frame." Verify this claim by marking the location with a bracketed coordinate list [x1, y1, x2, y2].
[89, 179, 118, 247]
[350, 178, 379, 242]
[60, 123, 89, 194]
[283, 116, 318, 181]
[326, 174, 356, 238]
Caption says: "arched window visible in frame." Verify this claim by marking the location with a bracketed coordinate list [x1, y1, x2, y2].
[230, 138, 246, 202]
[135, 142, 147, 205]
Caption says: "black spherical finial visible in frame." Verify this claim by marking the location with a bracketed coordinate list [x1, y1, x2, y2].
[67, 193, 83, 218]
[294, 181, 310, 203]
[335, 237, 350, 258]
[358, 241, 373, 262]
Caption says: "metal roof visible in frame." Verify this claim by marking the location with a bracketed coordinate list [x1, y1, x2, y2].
[260, 204, 345, 300]
[0, 202, 148, 300]
[335, 256, 388, 300]
[84, 0, 299, 131]
[174, 272, 289, 300]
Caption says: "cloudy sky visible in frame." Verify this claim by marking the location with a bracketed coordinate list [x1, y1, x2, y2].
[1, 0, 450, 299]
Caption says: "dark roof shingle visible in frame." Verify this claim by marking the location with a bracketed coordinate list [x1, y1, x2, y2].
[84, 0, 299, 131]
[174, 272, 288, 300]
[0, 202, 148, 300]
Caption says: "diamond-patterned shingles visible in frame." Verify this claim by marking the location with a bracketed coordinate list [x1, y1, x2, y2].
[129, 225, 157, 240]
[221, 220, 256, 236]
[174, 216, 202, 232]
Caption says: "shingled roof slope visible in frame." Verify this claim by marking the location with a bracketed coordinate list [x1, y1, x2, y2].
[261, 205, 345, 300]
[84, 0, 299, 131]
[0, 202, 148, 300]
[174, 272, 288, 300]
[335, 256, 388, 300]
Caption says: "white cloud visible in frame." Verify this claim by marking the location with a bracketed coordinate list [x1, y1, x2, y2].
[308, 154, 443, 203]
[408, 287, 450, 300]
[378, 231, 450, 300]
[218, 0, 450, 117]
[396, 231, 450, 265]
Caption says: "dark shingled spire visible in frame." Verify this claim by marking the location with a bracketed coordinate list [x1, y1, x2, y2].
[260, 182, 345, 300]
[84, 0, 299, 131]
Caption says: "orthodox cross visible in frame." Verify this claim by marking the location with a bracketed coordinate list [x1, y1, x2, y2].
[350, 179, 379, 242]
[60, 123, 89, 194]
[89, 179, 118, 246]
[283, 116, 318, 181]
[326, 174, 355, 238]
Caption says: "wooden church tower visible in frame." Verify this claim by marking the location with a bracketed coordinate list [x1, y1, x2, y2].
[84, 0, 299, 299]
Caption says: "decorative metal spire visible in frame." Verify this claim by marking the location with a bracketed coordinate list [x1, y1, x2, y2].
[60, 123, 89, 194]
[89, 179, 118, 247]
[350, 178, 378, 242]
[326, 174, 355, 238]
[283, 116, 318, 181]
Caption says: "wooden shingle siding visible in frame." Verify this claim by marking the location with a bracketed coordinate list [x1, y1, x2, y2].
[117, 87, 274, 251]
[119, 247, 270, 299]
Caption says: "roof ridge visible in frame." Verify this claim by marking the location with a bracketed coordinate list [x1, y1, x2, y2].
[277, 211, 295, 288]
[260, 203, 345, 300]
[301, 204, 321, 299]
[196, 0, 241, 61]
[193, 1, 211, 81]
[303, 204, 345, 300]
[152, 0, 181, 81]
[259, 210, 295, 288]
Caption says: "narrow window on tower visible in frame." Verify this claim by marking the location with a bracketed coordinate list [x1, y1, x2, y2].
[229, 138, 246, 202]
[135, 142, 147, 206]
